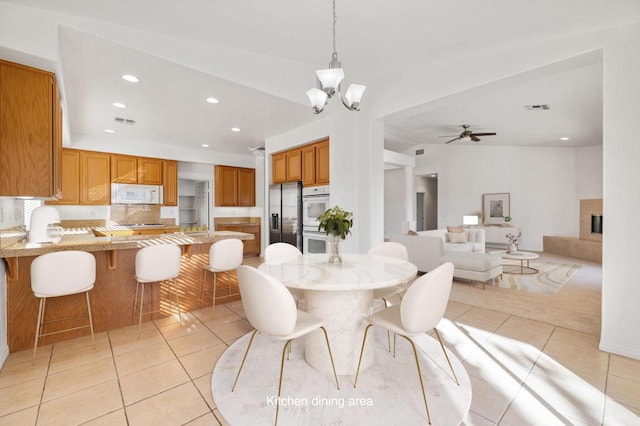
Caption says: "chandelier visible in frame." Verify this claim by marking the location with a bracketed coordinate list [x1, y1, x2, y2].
[306, 0, 366, 114]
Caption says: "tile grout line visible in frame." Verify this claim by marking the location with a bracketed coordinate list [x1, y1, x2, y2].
[152, 315, 222, 425]
[600, 352, 612, 426]
[105, 329, 130, 426]
[34, 345, 54, 426]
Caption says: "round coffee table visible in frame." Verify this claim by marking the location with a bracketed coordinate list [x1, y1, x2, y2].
[491, 250, 539, 275]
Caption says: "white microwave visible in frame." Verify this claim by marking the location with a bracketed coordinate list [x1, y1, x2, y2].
[111, 184, 163, 204]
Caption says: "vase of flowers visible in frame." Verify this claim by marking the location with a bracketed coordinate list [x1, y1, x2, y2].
[506, 231, 521, 254]
[317, 205, 353, 264]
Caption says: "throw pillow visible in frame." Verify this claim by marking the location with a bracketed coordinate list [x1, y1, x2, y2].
[447, 232, 468, 243]
[407, 230, 418, 235]
[447, 225, 464, 233]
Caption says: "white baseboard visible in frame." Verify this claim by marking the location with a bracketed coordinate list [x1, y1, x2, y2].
[0, 343, 8, 368]
[599, 341, 640, 361]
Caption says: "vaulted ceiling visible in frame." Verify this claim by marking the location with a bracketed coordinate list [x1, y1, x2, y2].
[1, 0, 639, 156]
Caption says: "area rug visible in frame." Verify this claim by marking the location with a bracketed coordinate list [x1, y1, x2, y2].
[496, 260, 581, 295]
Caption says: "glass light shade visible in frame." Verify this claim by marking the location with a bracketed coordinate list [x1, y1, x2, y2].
[306, 88, 328, 109]
[315, 68, 345, 91]
[344, 84, 366, 108]
[463, 215, 479, 225]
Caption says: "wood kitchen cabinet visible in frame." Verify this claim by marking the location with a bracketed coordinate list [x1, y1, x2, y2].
[163, 160, 178, 206]
[214, 165, 255, 207]
[0, 59, 62, 198]
[271, 139, 329, 187]
[314, 139, 330, 185]
[272, 152, 286, 184]
[80, 151, 111, 205]
[111, 155, 163, 185]
[47, 149, 80, 205]
[215, 223, 261, 256]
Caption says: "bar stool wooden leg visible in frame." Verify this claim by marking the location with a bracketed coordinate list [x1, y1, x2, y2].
[33, 298, 45, 358]
[85, 292, 95, 343]
[138, 282, 145, 331]
[212, 272, 217, 312]
[172, 278, 182, 323]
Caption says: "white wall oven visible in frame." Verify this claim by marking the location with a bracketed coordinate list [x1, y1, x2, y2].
[302, 185, 330, 227]
[303, 230, 327, 254]
[302, 185, 330, 254]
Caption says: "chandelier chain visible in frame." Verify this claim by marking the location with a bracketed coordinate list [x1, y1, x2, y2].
[332, 0, 337, 57]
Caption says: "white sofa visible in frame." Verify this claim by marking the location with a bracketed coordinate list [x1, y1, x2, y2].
[416, 228, 486, 253]
[390, 229, 502, 288]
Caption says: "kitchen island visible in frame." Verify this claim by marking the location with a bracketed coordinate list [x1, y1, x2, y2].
[0, 230, 253, 352]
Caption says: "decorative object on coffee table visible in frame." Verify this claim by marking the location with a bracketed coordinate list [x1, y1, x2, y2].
[506, 231, 521, 254]
[482, 192, 510, 225]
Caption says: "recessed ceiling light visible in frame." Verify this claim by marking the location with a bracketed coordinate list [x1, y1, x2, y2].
[560, 137, 570, 141]
[104, 129, 115, 134]
[112, 102, 127, 109]
[206, 97, 219, 104]
[201, 144, 209, 148]
[122, 74, 139, 83]
[430, 174, 436, 178]
[231, 127, 240, 132]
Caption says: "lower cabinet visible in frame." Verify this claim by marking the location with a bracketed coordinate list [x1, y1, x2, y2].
[215, 223, 261, 256]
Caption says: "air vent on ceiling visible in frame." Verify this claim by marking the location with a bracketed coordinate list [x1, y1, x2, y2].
[415, 149, 424, 155]
[524, 104, 551, 111]
[114, 117, 136, 125]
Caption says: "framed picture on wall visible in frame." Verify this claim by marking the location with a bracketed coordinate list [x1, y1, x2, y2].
[483, 192, 510, 225]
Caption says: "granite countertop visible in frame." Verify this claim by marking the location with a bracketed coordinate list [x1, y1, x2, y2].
[0, 230, 253, 258]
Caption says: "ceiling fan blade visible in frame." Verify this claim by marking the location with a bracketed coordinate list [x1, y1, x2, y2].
[470, 132, 496, 137]
[445, 137, 460, 144]
[438, 135, 458, 138]
[471, 136, 481, 142]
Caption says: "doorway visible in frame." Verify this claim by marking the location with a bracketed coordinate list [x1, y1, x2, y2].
[416, 173, 438, 230]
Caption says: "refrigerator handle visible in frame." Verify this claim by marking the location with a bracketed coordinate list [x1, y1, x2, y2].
[271, 213, 279, 230]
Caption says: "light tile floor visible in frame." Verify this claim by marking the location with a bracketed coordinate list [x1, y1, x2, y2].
[0, 256, 639, 425]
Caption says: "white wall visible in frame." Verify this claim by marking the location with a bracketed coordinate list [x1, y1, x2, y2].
[410, 144, 579, 251]
[384, 169, 405, 238]
[599, 24, 640, 360]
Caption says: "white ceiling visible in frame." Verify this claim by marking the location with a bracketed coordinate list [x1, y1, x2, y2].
[2, 0, 639, 156]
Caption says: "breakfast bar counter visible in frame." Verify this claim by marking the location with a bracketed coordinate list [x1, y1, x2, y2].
[1, 231, 253, 352]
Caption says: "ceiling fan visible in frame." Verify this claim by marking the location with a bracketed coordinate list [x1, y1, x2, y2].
[442, 124, 496, 144]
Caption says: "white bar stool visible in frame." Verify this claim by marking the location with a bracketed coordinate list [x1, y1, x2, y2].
[134, 244, 182, 330]
[31, 251, 96, 357]
[201, 239, 244, 311]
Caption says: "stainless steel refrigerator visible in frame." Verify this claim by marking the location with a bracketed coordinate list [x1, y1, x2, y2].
[269, 182, 303, 251]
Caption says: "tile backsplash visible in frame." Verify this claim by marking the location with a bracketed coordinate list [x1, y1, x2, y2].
[110, 204, 162, 224]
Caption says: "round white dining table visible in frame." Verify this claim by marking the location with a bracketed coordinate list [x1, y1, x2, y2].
[258, 253, 417, 375]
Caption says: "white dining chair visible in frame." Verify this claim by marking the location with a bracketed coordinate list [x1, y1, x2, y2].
[134, 244, 182, 330]
[368, 241, 411, 351]
[368, 241, 410, 306]
[353, 262, 459, 425]
[264, 243, 305, 307]
[201, 238, 244, 311]
[232, 265, 340, 425]
[31, 251, 96, 357]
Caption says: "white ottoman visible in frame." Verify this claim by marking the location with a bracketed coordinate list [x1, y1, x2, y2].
[439, 252, 502, 289]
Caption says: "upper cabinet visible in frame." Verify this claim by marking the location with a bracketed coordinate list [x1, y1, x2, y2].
[272, 138, 329, 187]
[111, 155, 163, 185]
[80, 151, 111, 205]
[0, 60, 62, 198]
[215, 165, 255, 207]
[48, 149, 177, 206]
[163, 160, 178, 206]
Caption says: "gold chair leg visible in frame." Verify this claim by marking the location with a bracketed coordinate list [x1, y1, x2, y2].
[232, 330, 258, 392]
[85, 292, 95, 344]
[200, 269, 207, 306]
[138, 282, 145, 331]
[353, 324, 373, 388]
[393, 332, 397, 357]
[133, 280, 140, 317]
[212, 272, 217, 312]
[33, 298, 45, 358]
[399, 334, 432, 425]
[275, 339, 293, 426]
[433, 328, 459, 385]
[319, 326, 340, 390]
